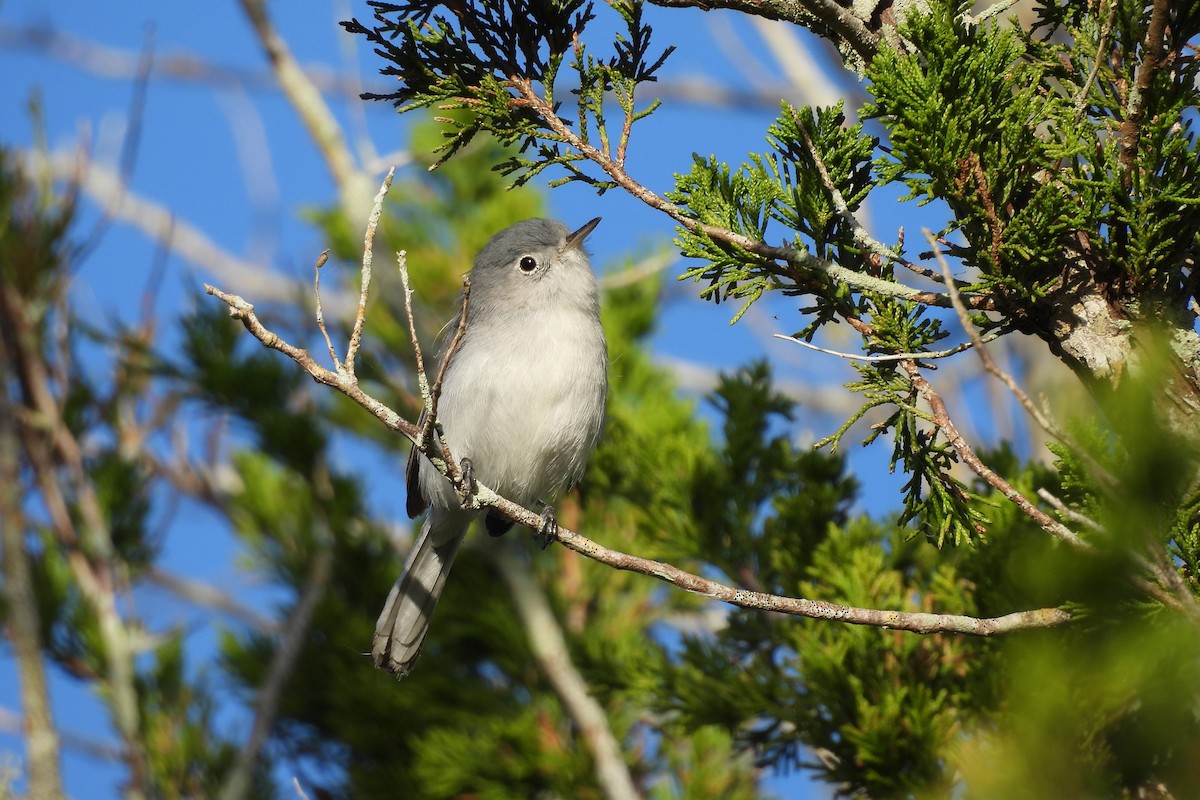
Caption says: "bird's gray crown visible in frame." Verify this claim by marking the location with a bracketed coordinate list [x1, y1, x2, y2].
[474, 218, 569, 271]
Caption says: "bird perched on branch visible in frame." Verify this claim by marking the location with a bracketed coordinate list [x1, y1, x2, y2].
[372, 217, 608, 676]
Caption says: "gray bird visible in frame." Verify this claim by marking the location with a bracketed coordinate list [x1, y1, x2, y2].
[372, 217, 608, 676]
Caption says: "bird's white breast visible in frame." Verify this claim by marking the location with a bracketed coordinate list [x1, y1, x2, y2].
[421, 301, 607, 508]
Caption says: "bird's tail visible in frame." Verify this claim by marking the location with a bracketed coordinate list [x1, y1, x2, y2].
[372, 510, 468, 676]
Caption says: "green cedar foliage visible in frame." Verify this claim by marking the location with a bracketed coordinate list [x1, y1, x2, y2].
[345, 0, 1200, 548]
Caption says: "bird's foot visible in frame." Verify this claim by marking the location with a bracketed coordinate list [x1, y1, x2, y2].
[532, 504, 557, 551]
[458, 457, 477, 508]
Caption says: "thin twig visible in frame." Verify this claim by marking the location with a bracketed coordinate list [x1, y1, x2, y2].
[313, 249, 340, 369]
[344, 167, 394, 373]
[144, 567, 279, 634]
[924, 231, 1068, 441]
[598, 251, 675, 290]
[424, 278, 471, 445]
[493, 547, 639, 800]
[794, 107, 923, 280]
[1036, 488, 1103, 531]
[1074, 0, 1116, 118]
[396, 252, 472, 488]
[773, 331, 1001, 363]
[397, 251, 430, 405]
[900, 361, 1090, 552]
[204, 283, 419, 441]
[960, 0, 1020, 25]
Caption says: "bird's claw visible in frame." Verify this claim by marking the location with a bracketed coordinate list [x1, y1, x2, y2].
[458, 457, 477, 507]
[532, 504, 557, 550]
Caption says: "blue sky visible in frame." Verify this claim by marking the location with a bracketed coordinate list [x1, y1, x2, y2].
[0, 2, 994, 797]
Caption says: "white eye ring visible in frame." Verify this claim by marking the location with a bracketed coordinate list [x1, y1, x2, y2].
[518, 255, 538, 273]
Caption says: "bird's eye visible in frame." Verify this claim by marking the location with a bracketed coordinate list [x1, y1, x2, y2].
[519, 255, 538, 273]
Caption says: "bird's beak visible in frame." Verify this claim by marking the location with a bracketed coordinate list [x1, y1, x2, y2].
[565, 217, 602, 250]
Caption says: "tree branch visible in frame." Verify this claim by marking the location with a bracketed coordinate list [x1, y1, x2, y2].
[144, 567, 279, 634]
[204, 288, 1071, 635]
[21, 150, 298, 304]
[203, 182, 1073, 656]
[218, 547, 333, 800]
[0, 391, 65, 800]
[344, 167, 394, 371]
[0, 283, 150, 799]
[206, 278, 1069, 636]
[1118, 0, 1173, 181]
[493, 547, 640, 800]
[773, 330, 1001, 364]
[644, 0, 879, 69]
[925, 231, 1068, 442]
[481, 482, 1069, 634]
[509, 78, 995, 312]
[237, 0, 373, 220]
[900, 361, 1090, 551]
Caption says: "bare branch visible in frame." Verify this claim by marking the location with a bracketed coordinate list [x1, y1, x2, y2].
[1036, 489, 1103, 531]
[1118, 0, 1173, 181]
[207, 274, 1068, 637]
[645, 0, 880, 69]
[0, 707, 120, 762]
[425, 279, 471, 446]
[960, 0, 1021, 25]
[773, 331, 1001, 364]
[204, 283, 419, 442]
[237, 0, 373, 219]
[0, 396, 65, 800]
[1074, 0, 1116, 118]
[396, 252, 472, 488]
[217, 547, 334, 800]
[599, 250, 676, 291]
[144, 568, 279, 634]
[345, 167, 395, 372]
[493, 547, 640, 800]
[313, 249, 340, 369]
[750, 19, 849, 108]
[531, 492, 1068, 633]
[22, 151, 297, 303]
[397, 251, 431, 408]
